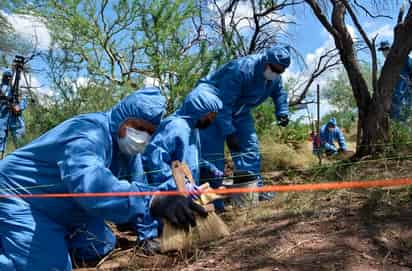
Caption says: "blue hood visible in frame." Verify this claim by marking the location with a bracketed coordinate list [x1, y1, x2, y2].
[109, 87, 166, 139]
[2, 69, 12, 77]
[175, 87, 223, 128]
[327, 118, 337, 127]
[262, 45, 291, 69]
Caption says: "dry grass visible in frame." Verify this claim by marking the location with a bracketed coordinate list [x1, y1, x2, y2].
[260, 138, 317, 172]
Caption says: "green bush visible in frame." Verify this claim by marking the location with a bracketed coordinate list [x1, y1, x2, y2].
[16, 84, 130, 148]
[390, 119, 412, 153]
[253, 100, 311, 144]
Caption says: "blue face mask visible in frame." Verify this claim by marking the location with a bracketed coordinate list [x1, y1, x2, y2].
[118, 127, 151, 156]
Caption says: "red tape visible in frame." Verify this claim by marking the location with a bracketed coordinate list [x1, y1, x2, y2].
[1, 178, 412, 198]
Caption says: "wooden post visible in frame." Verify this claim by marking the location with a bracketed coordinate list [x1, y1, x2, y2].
[317, 84, 322, 165]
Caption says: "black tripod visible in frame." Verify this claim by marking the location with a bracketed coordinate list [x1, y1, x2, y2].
[0, 55, 35, 159]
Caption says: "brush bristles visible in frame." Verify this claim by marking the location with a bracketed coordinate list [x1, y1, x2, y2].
[196, 213, 230, 242]
[160, 212, 230, 252]
[160, 221, 193, 253]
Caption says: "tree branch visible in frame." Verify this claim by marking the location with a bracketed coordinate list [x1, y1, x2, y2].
[353, 0, 392, 19]
[304, 0, 339, 38]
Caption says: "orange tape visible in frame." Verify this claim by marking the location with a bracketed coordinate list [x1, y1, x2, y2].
[1, 178, 412, 199]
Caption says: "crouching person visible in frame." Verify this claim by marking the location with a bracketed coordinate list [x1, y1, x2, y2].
[318, 118, 347, 156]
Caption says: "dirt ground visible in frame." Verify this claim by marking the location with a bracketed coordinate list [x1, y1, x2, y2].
[75, 186, 412, 271]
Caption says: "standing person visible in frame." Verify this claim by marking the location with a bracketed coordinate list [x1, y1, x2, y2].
[378, 40, 412, 120]
[0, 70, 27, 156]
[193, 45, 291, 209]
[0, 88, 207, 271]
[318, 118, 347, 156]
[141, 87, 223, 254]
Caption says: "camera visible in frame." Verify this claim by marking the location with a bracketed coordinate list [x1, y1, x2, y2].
[13, 55, 25, 70]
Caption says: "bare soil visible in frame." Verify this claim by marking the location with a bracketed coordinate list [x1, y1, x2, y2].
[75, 187, 412, 271]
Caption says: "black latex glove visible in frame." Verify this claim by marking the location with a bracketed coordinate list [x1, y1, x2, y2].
[150, 195, 208, 231]
[277, 115, 289, 127]
[226, 133, 241, 152]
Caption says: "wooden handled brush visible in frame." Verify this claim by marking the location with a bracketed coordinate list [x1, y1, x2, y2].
[160, 161, 230, 253]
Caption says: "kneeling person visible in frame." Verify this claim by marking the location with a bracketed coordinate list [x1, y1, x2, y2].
[0, 88, 207, 271]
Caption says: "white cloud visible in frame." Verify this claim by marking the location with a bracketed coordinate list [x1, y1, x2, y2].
[75, 77, 89, 88]
[2, 12, 51, 50]
[370, 24, 393, 41]
[143, 76, 161, 88]
[20, 73, 52, 97]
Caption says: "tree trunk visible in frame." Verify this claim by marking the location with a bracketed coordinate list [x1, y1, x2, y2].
[305, 0, 412, 158]
[356, 102, 389, 157]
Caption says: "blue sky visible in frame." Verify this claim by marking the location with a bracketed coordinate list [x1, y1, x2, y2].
[287, 2, 400, 63]
[1, 1, 407, 119]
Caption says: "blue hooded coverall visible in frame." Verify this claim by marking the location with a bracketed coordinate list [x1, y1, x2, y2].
[0, 83, 27, 153]
[0, 88, 166, 271]
[390, 56, 412, 120]
[141, 88, 222, 238]
[319, 118, 347, 154]
[144, 87, 223, 190]
[195, 46, 291, 200]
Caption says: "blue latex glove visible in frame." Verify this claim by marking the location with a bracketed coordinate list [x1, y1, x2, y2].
[184, 180, 201, 200]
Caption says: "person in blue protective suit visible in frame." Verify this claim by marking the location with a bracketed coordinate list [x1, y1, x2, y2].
[378, 41, 412, 121]
[141, 87, 223, 253]
[0, 70, 27, 156]
[193, 45, 291, 209]
[0, 87, 207, 271]
[319, 118, 347, 156]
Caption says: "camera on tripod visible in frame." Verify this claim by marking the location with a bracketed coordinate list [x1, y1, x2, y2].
[13, 55, 25, 71]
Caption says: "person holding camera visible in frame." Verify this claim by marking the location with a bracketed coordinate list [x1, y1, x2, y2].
[0, 69, 27, 156]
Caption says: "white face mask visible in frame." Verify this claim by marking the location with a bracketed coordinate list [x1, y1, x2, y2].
[118, 127, 151, 156]
[382, 50, 389, 58]
[264, 66, 280, 81]
[328, 127, 335, 133]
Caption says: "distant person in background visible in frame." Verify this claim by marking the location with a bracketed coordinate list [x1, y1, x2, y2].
[378, 40, 412, 121]
[0, 70, 27, 155]
[316, 118, 347, 156]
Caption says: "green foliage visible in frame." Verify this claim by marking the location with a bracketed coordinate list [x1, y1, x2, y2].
[28, 0, 223, 113]
[0, 1, 33, 66]
[253, 100, 311, 145]
[323, 64, 372, 113]
[22, 84, 126, 144]
[253, 100, 276, 135]
[390, 120, 412, 153]
[139, 0, 222, 111]
[322, 68, 357, 111]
